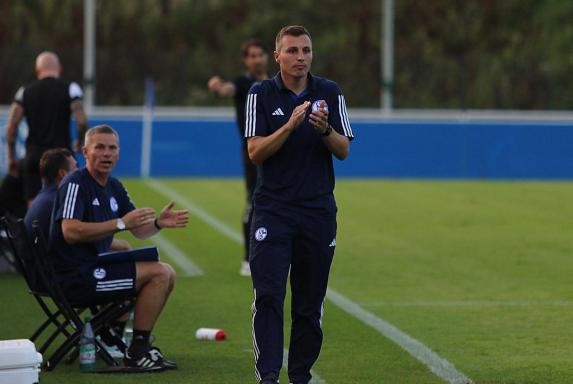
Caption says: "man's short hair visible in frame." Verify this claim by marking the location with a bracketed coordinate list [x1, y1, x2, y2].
[275, 25, 311, 51]
[39, 148, 73, 184]
[85, 125, 120, 145]
[241, 39, 267, 58]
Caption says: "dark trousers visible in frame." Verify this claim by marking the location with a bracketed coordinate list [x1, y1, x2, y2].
[0, 162, 26, 218]
[250, 201, 336, 384]
[23, 145, 47, 201]
[242, 142, 257, 261]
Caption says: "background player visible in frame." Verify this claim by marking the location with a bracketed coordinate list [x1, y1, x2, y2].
[207, 39, 269, 276]
[5, 51, 88, 204]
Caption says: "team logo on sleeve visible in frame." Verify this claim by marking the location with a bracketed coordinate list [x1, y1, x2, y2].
[255, 227, 268, 241]
[93, 268, 107, 280]
[311, 100, 329, 113]
[110, 197, 119, 212]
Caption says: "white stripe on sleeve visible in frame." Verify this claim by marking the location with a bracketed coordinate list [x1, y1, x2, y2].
[14, 87, 24, 103]
[68, 183, 79, 218]
[63, 183, 79, 219]
[245, 94, 252, 137]
[338, 95, 354, 138]
[69, 82, 83, 99]
[245, 94, 251, 137]
[252, 94, 257, 136]
[62, 183, 73, 218]
[245, 93, 257, 137]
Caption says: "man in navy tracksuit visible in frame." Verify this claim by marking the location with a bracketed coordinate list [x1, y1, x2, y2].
[245, 25, 354, 384]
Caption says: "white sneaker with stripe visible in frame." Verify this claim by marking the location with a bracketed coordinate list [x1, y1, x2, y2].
[124, 351, 166, 371]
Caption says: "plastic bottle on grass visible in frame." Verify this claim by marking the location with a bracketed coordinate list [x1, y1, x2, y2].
[80, 317, 96, 372]
[195, 328, 226, 341]
[122, 310, 134, 347]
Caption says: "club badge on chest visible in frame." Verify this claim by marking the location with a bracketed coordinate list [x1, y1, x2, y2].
[311, 100, 328, 113]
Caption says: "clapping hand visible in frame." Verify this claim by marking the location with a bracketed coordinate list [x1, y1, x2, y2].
[286, 101, 310, 132]
[156, 201, 189, 229]
[309, 100, 329, 134]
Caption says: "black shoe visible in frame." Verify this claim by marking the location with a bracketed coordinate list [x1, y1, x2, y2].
[148, 347, 178, 370]
[124, 350, 167, 372]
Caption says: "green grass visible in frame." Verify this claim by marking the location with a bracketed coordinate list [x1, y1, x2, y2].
[1, 179, 573, 383]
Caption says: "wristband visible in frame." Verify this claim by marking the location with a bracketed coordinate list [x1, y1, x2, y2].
[154, 218, 162, 230]
[321, 124, 333, 137]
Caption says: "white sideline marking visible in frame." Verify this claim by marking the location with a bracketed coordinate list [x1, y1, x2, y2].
[147, 179, 473, 384]
[151, 233, 204, 277]
[144, 178, 243, 243]
[327, 290, 473, 384]
[360, 300, 573, 308]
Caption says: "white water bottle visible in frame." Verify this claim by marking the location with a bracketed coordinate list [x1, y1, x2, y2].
[122, 310, 134, 347]
[79, 317, 96, 372]
[195, 328, 226, 341]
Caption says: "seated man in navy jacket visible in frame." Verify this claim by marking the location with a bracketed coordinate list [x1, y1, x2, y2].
[24, 148, 130, 251]
[50, 125, 189, 371]
[24, 148, 77, 238]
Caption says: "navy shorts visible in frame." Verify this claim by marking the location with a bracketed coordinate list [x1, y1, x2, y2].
[61, 261, 136, 304]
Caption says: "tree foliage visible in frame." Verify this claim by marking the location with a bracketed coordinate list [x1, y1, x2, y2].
[0, 0, 572, 109]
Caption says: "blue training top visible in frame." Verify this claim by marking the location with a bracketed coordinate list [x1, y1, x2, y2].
[244, 72, 354, 210]
[24, 183, 57, 239]
[49, 168, 135, 274]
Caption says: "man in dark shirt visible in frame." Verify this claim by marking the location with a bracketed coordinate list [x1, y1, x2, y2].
[24, 148, 77, 239]
[50, 125, 189, 371]
[20, 148, 76, 292]
[5, 51, 88, 203]
[208, 39, 269, 276]
[245, 26, 354, 384]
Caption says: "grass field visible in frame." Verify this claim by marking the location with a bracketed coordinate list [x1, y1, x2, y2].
[1, 179, 573, 383]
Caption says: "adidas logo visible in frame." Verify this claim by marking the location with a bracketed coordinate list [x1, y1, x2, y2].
[329, 238, 336, 247]
[92, 198, 100, 206]
[271, 107, 285, 116]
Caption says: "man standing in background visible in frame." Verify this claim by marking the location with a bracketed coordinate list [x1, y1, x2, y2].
[208, 39, 269, 276]
[5, 51, 88, 204]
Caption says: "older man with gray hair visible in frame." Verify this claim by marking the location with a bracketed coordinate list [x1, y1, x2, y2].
[50, 125, 189, 372]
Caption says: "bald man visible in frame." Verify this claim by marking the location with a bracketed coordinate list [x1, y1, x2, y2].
[5, 51, 88, 203]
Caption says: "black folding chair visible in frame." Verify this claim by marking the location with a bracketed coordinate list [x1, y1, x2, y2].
[29, 221, 135, 370]
[0, 215, 72, 354]
[0, 227, 18, 273]
[1, 215, 135, 371]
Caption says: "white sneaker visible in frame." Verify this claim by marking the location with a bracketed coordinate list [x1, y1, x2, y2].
[240, 261, 251, 276]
